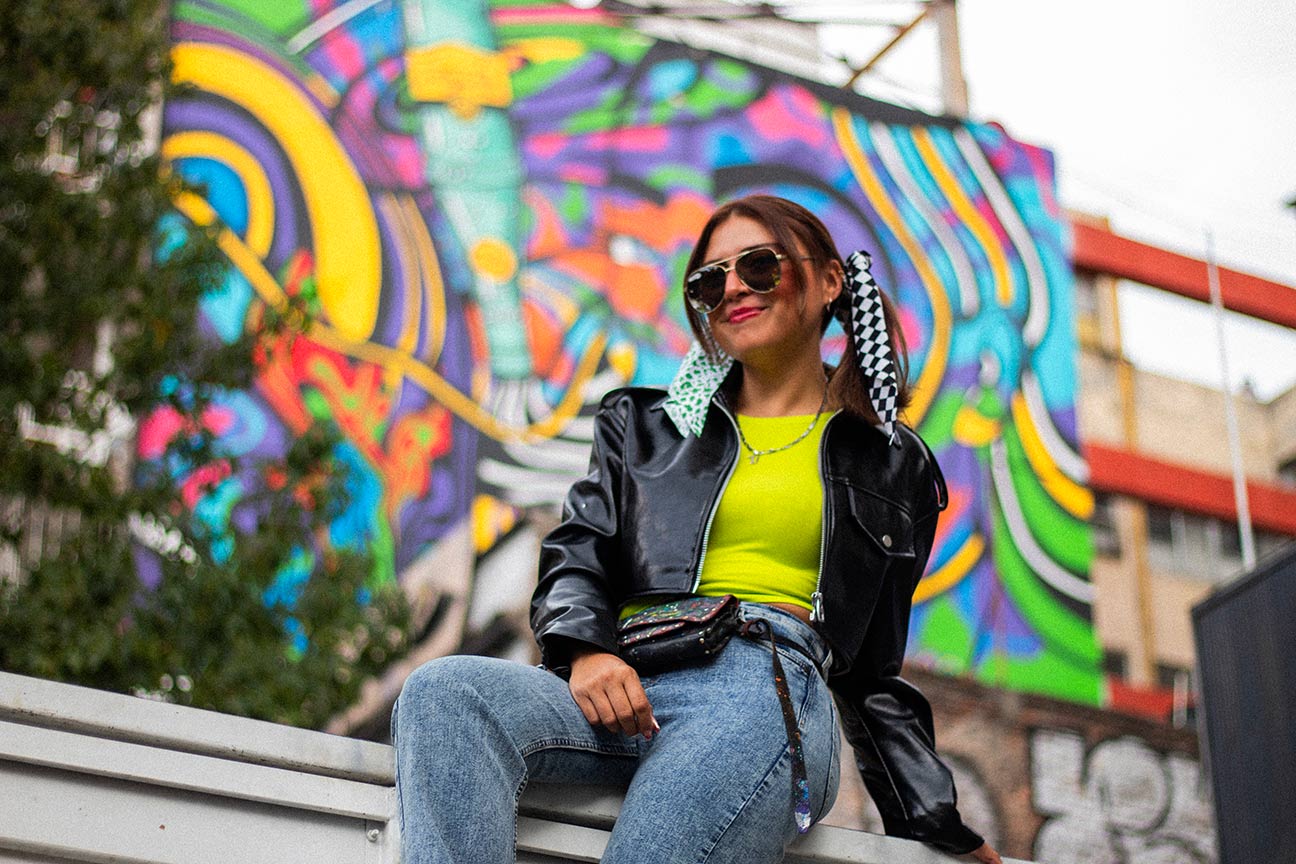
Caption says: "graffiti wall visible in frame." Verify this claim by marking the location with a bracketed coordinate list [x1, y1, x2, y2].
[155, 0, 1100, 702]
[813, 667, 1218, 861]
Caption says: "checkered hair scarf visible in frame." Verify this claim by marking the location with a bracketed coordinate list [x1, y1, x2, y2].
[664, 249, 900, 447]
[837, 250, 900, 447]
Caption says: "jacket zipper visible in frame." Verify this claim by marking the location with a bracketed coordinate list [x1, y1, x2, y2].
[691, 400, 740, 591]
[810, 410, 841, 625]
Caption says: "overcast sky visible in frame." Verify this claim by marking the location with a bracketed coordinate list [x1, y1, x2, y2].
[817, 0, 1296, 400]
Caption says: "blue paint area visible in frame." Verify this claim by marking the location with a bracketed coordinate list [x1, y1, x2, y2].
[210, 390, 270, 457]
[155, 213, 190, 265]
[329, 441, 382, 550]
[175, 157, 249, 236]
[645, 59, 698, 101]
[193, 476, 244, 565]
[200, 267, 254, 345]
[263, 546, 313, 608]
[710, 134, 751, 168]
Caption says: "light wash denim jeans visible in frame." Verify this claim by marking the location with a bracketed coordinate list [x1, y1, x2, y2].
[392, 603, 841, 863]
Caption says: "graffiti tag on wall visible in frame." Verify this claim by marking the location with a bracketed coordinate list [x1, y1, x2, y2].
[1031, 729, 1216, 863]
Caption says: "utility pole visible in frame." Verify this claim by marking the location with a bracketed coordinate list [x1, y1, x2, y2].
[930, 0, 969, 117]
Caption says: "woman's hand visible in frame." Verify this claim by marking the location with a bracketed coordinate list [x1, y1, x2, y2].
[966, 842, 1003, 863]
[568, 648, 658, 740]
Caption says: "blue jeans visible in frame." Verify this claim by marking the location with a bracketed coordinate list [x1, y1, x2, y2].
[393, 604, 841, 863]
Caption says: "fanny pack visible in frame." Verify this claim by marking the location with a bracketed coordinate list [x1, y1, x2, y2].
[616, 594, 741, 676]
[614, 594, 816, 833]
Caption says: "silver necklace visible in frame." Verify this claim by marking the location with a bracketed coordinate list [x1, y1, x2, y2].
[733, 383, 830, 465]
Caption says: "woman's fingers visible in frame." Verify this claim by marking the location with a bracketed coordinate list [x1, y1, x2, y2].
[568, 650, 656, 738]
[967, 842, 1002, 864]
[587, 688, 625, 735]
[621, 674, 657, 738]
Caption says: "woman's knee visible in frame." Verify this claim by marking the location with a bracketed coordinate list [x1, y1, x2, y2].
[395, 655, 499, 731]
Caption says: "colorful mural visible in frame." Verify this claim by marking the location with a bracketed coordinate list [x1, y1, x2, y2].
[155, 0, 1100, 702]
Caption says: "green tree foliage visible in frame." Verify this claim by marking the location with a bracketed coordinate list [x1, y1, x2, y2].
[0, 0, 409, 728]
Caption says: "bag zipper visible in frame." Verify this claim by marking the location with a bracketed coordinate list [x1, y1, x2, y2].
[691, 399, 740, 591]
[810, 410, 840, 625]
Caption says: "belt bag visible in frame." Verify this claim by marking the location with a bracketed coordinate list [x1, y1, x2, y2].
[615, 594, 740, 675]
[614, 594, 817, 834]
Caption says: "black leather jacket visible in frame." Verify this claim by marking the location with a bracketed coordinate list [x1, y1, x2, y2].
[530, 387, 984, 855]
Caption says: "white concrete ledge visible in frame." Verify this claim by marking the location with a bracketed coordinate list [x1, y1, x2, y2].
[0, 672, 392, 785]
[0, 673, 1031, 863]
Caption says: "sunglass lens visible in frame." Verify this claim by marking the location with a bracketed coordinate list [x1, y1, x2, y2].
[735, 248, 781, 293]
[687, 266, 726, 312]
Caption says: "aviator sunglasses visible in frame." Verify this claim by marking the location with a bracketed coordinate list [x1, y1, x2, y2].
[685, 247, 812, 314]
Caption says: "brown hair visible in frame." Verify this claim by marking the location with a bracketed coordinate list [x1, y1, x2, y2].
[682, 195, 911, 423]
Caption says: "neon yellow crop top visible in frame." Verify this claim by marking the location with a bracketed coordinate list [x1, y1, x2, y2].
[695, 413, 827, 611]
[621, 412, 828, 619]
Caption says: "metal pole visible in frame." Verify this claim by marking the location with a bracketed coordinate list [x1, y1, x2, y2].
[930, 0, 969, 117]
[1205, 228, 1257, 572]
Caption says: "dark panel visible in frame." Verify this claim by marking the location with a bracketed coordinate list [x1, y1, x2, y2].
[1192, 542, 1296, 864]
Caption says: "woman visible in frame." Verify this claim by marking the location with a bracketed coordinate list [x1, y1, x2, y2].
[394, 195, 1002, 863]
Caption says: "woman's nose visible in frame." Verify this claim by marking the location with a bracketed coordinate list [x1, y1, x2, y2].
[723, 265, 749, 298]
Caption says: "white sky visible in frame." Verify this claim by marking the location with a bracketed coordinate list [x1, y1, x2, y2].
[813, 0, 1296, 401]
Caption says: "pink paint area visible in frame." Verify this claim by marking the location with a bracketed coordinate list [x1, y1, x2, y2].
[491, 5, 612, 24]
[137, 407, 185, 459]
[1022, 143, 1060, 215]
[202, 404, 235, 437]
[527, 132, 568, 160]
[975, 197, 1013, 247]
[318, 29, 366, 81]
[559, 164, 607, 185]
[388, 138, 424, 188]
[587, 126, 669, 153]
[749, 86, 827, 148]
[137, 404, 236, 460]
[181, 461, 232, 510]
[897, 303, 927, 354]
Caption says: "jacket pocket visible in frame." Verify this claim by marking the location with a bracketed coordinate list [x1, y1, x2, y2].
[843, 484, 917, 561]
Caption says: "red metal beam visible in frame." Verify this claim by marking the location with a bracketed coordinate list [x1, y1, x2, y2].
[1071, 222, 1296, 330]
[1085, 442, 1296, 536]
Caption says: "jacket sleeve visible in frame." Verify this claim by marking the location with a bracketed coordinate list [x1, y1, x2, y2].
[829, 438, 985, 855]
[529, 393, 629, 673]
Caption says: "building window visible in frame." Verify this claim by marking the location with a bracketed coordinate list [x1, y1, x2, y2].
[1091, 493, 1121, 558]
[1102, 649, 1129, 680]
[1144, 503, 1265, 582]
[1279, 456, 1296, 488]
[1074, 271, 1099, 321]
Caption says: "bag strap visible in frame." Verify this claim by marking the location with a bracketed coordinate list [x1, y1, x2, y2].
[740, 618, 813, 833]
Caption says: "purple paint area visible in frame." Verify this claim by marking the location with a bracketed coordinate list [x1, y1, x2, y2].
[370, 203, 408, 350]
[165, 97, 308, 269]
[510, 54, 622, 128]
[172, 21, 330, 114]
[133, 545, 163, 590]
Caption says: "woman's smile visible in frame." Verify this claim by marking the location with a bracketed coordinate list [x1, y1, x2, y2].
[726, 304, 766, 324]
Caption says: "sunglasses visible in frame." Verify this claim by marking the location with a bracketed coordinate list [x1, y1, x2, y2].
[685, 247, 811, 314]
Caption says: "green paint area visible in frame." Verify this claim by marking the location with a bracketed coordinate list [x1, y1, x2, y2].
[678, 73, 759, 118]
[364, 516, 397, 589]
[176, 0, 308, 40]
[989, 498, 1101, 702]
[916, 594, 973, 672]
[509, 55, 582, 100]
[210, 0, 310, 35]
[174, 1, 318, 80]
[495, 22, 650, 65]
[986, 645, 1101, 704]
[917, 391, 962, 449]
[565, 88, 632, 135]
[559, 184, 592, 223]
[1001, 421, 1092, 574]
[646, 165, 709, 193]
